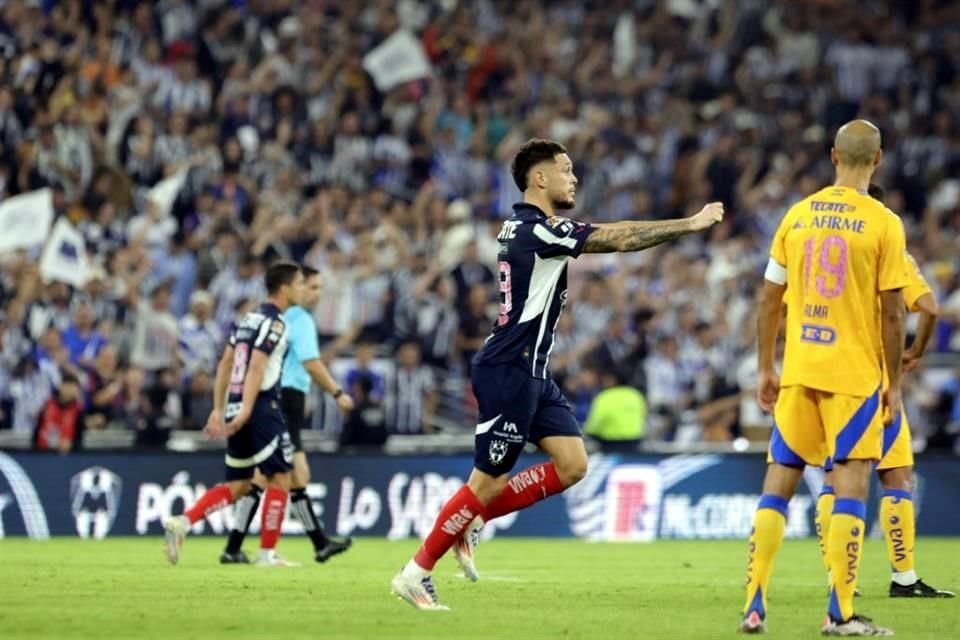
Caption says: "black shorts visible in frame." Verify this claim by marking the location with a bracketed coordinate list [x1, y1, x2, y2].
[280, 387, 306, 452]
[225, 396, 293, 481]
[471, 363, 582, 476]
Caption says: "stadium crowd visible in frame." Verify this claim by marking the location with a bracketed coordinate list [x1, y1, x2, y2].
[1, 0, 960, 452]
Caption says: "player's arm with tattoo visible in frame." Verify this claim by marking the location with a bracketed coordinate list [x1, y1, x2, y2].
[582, 202, 724, 253]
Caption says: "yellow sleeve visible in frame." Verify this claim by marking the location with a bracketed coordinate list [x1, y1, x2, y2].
[902, 253, 933, 311]
[768, 209, 793, 266]
[878, 215, 909, 292]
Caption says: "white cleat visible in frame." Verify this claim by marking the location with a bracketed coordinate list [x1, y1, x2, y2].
[254, 550, 301, 567]
[391, 572, 450, 611]
[821, 615, 894, 636]
[163, 515, 190, 565]
[454, 515, 483, 582]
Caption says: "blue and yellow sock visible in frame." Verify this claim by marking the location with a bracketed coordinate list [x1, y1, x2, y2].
[827, 498, 866, 623]
[815, 486, 835, 575]
[880, 489, 917, 585]
[744, 495, 789, 619]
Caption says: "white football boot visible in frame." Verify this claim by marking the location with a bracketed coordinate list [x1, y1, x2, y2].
[391, 571, 450, 611]
[162, 515, 190, 565]
[453, 515, 484, 582]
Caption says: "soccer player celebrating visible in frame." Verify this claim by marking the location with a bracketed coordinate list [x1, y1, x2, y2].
[813, 185, 954, 599]
[221, 265, 356, 564]
[163, 262, 302, 567]
[741, 121, 905, 636]
[390, 138, 724, 611]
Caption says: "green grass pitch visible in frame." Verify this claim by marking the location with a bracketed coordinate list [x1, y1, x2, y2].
[0, 537, 957, 639]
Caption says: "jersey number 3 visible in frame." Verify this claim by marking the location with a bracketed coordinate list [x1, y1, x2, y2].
[498, 261, 512, 326]
[803, 235, 847, 298]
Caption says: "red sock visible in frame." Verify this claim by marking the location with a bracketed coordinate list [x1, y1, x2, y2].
[414, 485, 485, 571]
[184, 485, 233, 524]
[486, 462, 565, 520]
[260, 487, 288, 550]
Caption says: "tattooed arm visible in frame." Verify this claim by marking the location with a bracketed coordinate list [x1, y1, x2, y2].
[581, 202, 724, 253]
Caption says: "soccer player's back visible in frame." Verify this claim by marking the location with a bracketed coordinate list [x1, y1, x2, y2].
[743, 120, 906, 636]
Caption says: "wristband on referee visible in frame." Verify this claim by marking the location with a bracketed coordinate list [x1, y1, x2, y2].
[332, 388, 344, 399]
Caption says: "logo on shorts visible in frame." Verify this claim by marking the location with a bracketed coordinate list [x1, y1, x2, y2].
[489, 441, 509, 466]
[503, 422, 518, 433]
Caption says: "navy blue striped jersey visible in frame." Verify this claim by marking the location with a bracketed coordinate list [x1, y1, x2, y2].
[224, 303, 288, 420]
[473, 203, 594, 378]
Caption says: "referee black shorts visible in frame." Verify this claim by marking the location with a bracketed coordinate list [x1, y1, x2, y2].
[280, 387, 307, 453]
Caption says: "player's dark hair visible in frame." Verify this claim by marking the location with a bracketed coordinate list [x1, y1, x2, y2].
[301, 265, 320, 279]
[868, 183, 885, 202]
[511, 138, 567, 191]
[265, 260, 301, 294]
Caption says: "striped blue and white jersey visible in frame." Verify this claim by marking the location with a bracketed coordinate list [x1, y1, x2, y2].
[224, 303, 288, 420]
[472, 203, 594, 379]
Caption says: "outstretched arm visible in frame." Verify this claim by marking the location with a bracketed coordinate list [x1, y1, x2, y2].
[581, 202, 724, 254]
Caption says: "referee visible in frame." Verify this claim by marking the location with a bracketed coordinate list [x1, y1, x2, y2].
[221, 265, 355, 563]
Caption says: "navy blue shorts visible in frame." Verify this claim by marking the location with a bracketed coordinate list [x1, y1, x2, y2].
[471, 363, 581, 475]
[225, 396, 294, 481]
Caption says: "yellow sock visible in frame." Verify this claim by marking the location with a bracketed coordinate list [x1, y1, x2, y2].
[881, 489, 916, 584]
[744, 495, 788, 619]
[815, 487, 835, 575]
[827, 498, 866, 622]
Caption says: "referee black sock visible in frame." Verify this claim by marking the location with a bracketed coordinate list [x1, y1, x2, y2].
[290, 487, 329, 550]
[224, 485, 262, 555]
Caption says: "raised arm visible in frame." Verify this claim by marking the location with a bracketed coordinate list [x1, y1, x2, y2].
[581, 202, 724, 253]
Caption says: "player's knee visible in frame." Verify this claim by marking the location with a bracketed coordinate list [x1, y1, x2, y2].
[226, 480, 252, 500]
[467, 468, 509, 504]
[557, 455, 588, 488]
[878, 466, 913, 492]
[267, 472, 292, 491]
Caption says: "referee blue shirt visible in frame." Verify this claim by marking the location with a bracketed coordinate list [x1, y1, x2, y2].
[281, 306, 320, 393]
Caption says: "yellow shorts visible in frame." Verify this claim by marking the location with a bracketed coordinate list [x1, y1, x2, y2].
[767, 385, 883, 467]
[876, 410, 914, 470]
[823, 410, 915, 471]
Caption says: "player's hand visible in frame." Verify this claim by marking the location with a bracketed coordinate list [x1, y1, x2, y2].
[203, 410, 225, 440]
[689, 202, 725, 231]
[902, 349, 922, 373]
[756, 369, 780, 413]
[883, 387, 902, 426]
[222, 413, 249, 438]
[336, 393, 355, 413]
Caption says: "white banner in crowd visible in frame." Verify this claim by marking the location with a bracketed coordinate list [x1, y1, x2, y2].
[363, 29, 432, 91]
[0, 188, 55, 253]
[40, 217, 90, 287]
[147, 167, 189, 217]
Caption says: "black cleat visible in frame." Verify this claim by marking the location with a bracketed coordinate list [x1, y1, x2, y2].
[315, 537, 353, 563]
[220, 550, 250, 564]
[889, 579, 955, 598]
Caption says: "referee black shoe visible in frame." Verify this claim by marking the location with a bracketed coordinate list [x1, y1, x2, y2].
[220, 550, 250, 564]
[316, 537, 353, 563]
[889, 579, 955, 598]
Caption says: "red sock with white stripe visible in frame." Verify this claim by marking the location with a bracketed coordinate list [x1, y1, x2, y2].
[259, 487, 288, 550]
[485, 462, 565, 519]
[408, 485, 485, 574]
[183, 485, 233, 524]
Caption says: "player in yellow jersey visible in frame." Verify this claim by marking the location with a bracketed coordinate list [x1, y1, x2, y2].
[740, 121, 907, 637]
[814, 185, 955, 599]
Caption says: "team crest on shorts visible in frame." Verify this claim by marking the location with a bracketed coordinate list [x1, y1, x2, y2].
[489, 440, 509, 465]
